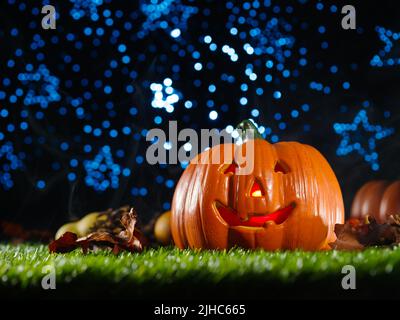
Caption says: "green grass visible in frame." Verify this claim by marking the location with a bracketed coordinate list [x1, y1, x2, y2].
[1, 244, 400, 299]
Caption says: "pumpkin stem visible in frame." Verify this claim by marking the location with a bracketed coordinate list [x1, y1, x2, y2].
[236, 119, 263, 141]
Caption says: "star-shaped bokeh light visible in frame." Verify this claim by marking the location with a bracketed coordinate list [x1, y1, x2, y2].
[370, 26, 400, 67]
[334, 109, 394, 171]
[138, 0, 198, 39]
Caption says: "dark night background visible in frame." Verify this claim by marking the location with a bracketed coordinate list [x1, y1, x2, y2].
[0, 0, 399, 231]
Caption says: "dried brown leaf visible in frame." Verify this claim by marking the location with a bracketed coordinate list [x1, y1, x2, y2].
[1, 220, 52, 243]
[49, 206, 146, 254]
[49, 232, 79, 253]
[329, 223, 364, 250]
[330, 215, 400, 250]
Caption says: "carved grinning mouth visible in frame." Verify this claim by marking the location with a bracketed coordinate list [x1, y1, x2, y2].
[215, 202, 295, 227]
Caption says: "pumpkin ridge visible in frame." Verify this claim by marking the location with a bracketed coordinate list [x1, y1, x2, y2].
[176, 164, 196, 248]
[198, 162, 215, 248]
[191, 162, 210, 248]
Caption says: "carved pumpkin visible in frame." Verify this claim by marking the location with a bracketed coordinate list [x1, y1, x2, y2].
[171, 120, 344, 251]
[351, 180, 400, 223]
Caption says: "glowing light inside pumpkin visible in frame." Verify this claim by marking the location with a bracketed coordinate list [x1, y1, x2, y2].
[224, 163, 238, 174]
[250, 181, 263, 197]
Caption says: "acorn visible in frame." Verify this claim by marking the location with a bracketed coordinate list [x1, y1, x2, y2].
[154, 211, 172, 245]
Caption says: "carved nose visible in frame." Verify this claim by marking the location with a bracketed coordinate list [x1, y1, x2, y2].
[250, 180, 263, 198]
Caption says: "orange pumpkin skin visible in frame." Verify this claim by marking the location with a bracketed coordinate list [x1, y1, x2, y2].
[351, 181, 400, 223]
[171, 138, 344, 251]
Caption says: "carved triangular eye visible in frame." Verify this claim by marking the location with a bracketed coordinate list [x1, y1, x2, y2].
[224, 163, 238, 174]
[274, 160, 290, 174]
[250, 180, 264, 197]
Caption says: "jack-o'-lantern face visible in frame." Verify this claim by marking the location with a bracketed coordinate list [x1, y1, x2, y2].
[171, 120, 344, 251]
[215, 160, 295, 228]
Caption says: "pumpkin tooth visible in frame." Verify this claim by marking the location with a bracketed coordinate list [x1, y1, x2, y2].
[263, 221, 275, 227]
